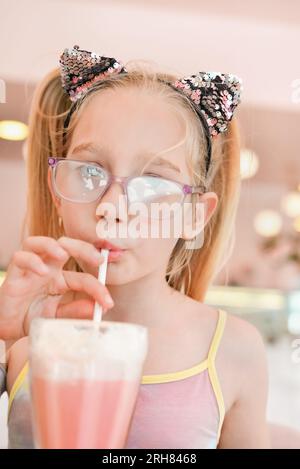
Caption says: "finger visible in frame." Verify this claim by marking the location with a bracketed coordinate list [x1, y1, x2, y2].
[56, 299, 109, 320]
[62, 270, 114, 309]
[57, 236, 104, 267]
[5, 254, 26, 280]
[56, 298, 95, 319]
[22, 236, 68, 261]
[12, 251, 50, 276]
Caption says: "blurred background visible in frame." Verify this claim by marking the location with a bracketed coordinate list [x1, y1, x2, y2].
[0, 0, 300, 448]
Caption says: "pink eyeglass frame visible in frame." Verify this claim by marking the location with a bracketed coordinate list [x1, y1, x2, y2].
[48, 157, 205, 204]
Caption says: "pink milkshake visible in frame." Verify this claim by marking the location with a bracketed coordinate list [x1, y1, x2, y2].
[29, 319, 148, 449]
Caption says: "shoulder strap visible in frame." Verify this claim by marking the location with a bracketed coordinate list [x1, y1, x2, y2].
[207, 308, 227, 364]
[207, 309, 227, 441]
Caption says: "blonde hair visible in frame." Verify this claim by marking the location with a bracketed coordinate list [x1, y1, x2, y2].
[23, 61, 241, 302]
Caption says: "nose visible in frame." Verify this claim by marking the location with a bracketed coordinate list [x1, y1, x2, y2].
[95, 178, 127, 224]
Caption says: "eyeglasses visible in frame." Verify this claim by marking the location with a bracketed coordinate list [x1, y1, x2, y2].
[48, 157, 205, 220]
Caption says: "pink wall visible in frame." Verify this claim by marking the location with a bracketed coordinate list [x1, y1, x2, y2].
[0, 158, 26, 269]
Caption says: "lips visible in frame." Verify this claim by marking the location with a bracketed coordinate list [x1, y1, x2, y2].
[93, 239, 127, 263]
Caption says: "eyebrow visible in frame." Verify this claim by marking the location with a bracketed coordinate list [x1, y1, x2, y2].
[70, 142, 106, 157]
[70, 142, 181, 173]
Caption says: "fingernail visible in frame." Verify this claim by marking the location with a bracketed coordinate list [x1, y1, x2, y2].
[105, 295, 114, 306]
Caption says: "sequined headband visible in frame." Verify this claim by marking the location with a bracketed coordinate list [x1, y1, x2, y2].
[59, 45, 243, 175]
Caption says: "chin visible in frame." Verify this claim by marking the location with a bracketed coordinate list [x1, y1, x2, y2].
[106, 262, 143, 286]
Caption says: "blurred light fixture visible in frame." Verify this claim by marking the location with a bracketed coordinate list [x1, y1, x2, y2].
[293, 216, 300, 232]
[254, 210, 283, 237]
[0, 120, 28, 141]
[205, 285, 285, 310]
[240, 148, 259, 180]
[281, 191, 300, 218]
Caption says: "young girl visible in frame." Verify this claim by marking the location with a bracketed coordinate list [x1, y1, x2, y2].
[0, 45, 270, 449]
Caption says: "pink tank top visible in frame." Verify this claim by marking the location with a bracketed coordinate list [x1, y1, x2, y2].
[6, 308, 227, 449]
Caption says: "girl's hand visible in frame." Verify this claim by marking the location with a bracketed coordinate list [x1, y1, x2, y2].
[0, 236, 114, 341]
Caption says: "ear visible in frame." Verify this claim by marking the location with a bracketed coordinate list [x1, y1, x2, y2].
[181, 192, 218, 241]
[47, 167, 62, 216]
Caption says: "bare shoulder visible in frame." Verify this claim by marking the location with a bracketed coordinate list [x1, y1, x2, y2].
[221, 312, 267, 370]
[177, 295, 266, 363]
[216, 312, 270, 448]
[217, 311, 268, 411]
[7, 336, 29, 394]
[187, 302, 267, 369]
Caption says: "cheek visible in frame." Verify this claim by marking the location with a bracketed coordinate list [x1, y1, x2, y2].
[133, 213, 184, 241]
[105, 237, 178, 285]
[60, 203, 95, 238]
[59, 204, 179, 282]
[130, 237, 178, 275]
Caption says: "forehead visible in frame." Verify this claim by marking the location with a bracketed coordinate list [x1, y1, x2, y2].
[69, 87, 187, 167]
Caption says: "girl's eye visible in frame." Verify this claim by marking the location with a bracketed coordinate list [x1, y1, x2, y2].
[144, 172, 164, 179]
[79, 165, 105, 177]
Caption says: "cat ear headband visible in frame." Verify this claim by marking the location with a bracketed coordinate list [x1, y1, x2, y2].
[59, 45, 243, 175]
